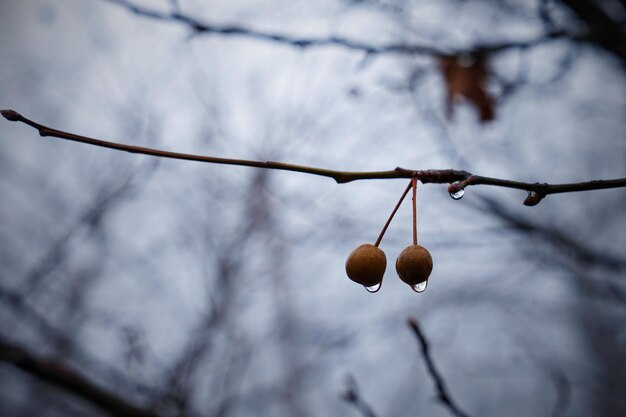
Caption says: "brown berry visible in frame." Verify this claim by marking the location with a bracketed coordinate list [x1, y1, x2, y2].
[395, 244, 433, 287]
[345, 244, 387, 288]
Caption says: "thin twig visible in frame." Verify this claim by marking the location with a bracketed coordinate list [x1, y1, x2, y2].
[476, 195, 626, 270]
[407, 317, 472, 417]
[99, 0, 574, 56]
[549, 370, 571, 417]
[2, 110, 625, 204]
[341, 375, 379, 417]
[374, 180, 412, 247]
[0, 337, 164, 417]
[558, 0, 626, 64]
[102, 0, 625, 65]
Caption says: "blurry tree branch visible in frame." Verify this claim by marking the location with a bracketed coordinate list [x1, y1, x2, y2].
[0, 337, 166, 417]
[341, 375, 379, 417]
[549, 370, 571, 417]
[407, 317, 472, 417]
[99, 0, 576, 56]
[475, 196, 626, 271]
[0, 286, 156, 398]
[558, 0, 626, 64]
[158, 173, 268, 413]
[21, 168, 142, 297]
[2, 110, 625, 205]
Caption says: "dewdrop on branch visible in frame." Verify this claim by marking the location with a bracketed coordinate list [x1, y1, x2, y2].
[449, 188, 465, 200]
[448, 181, 465, 200]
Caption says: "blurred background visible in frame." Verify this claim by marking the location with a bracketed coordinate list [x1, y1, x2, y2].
[0, 0, 625, 416]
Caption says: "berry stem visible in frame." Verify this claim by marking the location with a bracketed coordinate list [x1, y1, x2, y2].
[412, 175, 418, 245]
[374, 180, 413, 247]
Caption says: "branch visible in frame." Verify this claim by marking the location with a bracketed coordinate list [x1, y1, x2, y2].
[341, 375, 379, 417]
[549, 370, 571, 417]
[475, 195, 626, 271]
[446, 175, 626, 205]
[0, 337, 164, 417]
[407, 318, 472, 417]
[557, 0, 626, 65]
[2, 110, 625, 205]
[99, 0, 574, 56]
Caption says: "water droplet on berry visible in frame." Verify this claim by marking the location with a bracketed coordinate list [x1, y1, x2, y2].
[364, 283, 381, 293]
[412, 281, 428, 293]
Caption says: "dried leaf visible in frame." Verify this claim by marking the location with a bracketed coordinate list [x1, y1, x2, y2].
[439, 53, 495, 122]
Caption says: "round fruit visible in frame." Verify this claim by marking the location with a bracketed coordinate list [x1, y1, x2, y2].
[345, 244, 387, 287]
[395, 244, 433, 286]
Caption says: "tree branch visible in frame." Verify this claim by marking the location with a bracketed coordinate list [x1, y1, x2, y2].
[407, 317, 472, 417]
[2, 110, 625, 204]
[0, 337, 164, 417]
[99, 0, 575, 56]
[341, 375, 379, 417]
[475, 195, 626, 271]
[549, 369, 571, 417]
[557, 0, 626, 65]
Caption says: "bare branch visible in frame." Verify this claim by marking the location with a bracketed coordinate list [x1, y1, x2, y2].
[98, 0, 574, 56]
[0, 337, 165, 417]
[476, 195, 626, 271]
[0, 286, 158, 398]
[539, 0, 559, 31]
[21, 168, 141, 296]
[549, 370, 571, 417]
[407, 317, 472, 417]
[558, 0, 626, 64]
[341, 375, 379, 417]
[2, 110, 625, 203]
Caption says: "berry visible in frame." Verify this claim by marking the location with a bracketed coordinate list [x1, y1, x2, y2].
[345, 244, 387, 287]
[395, 244, 433, 286]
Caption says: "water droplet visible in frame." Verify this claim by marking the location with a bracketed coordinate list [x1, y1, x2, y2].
[364, 283, 381, 293]
[412, 280, 428, 293]
[449, 188, 465, 200]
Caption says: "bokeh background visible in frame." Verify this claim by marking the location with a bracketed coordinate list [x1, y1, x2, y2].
[1, 1, 625, 416]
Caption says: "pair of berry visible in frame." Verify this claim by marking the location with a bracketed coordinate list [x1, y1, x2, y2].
[345, 243, 433, 293]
